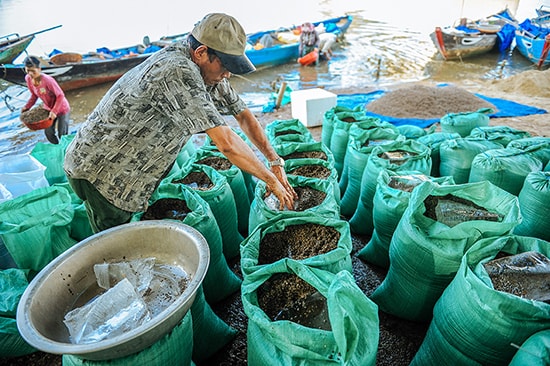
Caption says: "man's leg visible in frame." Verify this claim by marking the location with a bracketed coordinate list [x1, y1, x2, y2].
[67, 177, 133, 233]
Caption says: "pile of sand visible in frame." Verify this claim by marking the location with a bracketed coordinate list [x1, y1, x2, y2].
[486, 69, 550, 98]
[366, 85, 496, 119]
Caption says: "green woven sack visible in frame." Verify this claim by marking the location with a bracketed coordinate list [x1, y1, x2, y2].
[509, 329, 550, 366]
[513, 171, 550, 241]
[507, 136, 550, 167]
[243, 259, 379, 366]
[439, 137, 503, 184]
[440, 107, 492, 137]
[371, 180, 521, 322]
[189, 285, 237, 363]
[174, 138, 197, 169]
[193, 148, 250, 239]
[0, 268, 36, 358]
[469, 125, 531, 146]
[62, 311, 193, 366]
[349, 139, 432, 236]
[329, 113, 380, 178]
[411, 235, 550, 366]
[417, 132, 461, 177]
[284, 157, 340, 206]
[132, 182, 241, 304]
[30, 134, 75, 185]
[357, 170, 455, 268]
[200, 127, 256, 202]
[321, 105, 363, 150]
[396, 123, 435, 139]
[469, 147, 543, 195]
[53, 182, 94, 242]
[241, 215, 352, 278]
[275, 141, 336, 168]
[265, 118, 315, 145]
[339, 123, 402, 217]
[249, 175, 340, 235]
[0, 186, 77, 272]
[166, 163, 243, 260]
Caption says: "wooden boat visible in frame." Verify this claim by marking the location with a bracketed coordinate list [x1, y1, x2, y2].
[0, 34, 34, 65]
[430, 9, 516, 60]
[153, 15, 353, 70]
[514, 10, 550, 68]
[0, 43, 160, 91]
[0, 26, 62, 65]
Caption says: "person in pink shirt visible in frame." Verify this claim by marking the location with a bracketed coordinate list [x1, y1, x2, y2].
[21, 55, 70, 144]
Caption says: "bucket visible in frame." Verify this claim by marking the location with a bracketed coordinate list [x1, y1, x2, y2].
[20, 106, 52, 130]
[0, 154, 49, 199]
[23, 118, 54, 131]
[298, 50, 318, 66]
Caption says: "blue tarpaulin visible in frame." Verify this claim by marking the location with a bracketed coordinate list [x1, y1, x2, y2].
[335, 90, 547, 128]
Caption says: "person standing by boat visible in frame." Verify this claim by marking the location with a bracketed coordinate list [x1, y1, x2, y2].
[64, 13, 297, 233]
[318, 31, 337, 60]
[21, 55, 70, 144]
[298, 22, 320, 58]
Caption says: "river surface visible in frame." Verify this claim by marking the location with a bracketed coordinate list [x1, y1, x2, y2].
[0, 0, 545, 157]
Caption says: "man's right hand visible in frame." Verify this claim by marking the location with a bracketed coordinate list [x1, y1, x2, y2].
[265, 178, 295, 211]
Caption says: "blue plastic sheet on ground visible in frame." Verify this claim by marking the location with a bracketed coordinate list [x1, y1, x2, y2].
[336, 90, 548, 128]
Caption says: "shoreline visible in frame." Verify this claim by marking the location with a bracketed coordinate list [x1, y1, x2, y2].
[255, 69, 550, 138]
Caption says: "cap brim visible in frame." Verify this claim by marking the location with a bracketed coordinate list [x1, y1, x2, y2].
[213, 50, 256, 75]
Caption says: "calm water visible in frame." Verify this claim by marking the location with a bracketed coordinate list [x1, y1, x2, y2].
[0, 0, 544, 157]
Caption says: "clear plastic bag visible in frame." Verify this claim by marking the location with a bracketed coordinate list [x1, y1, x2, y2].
[63, 278, 151, 344]
[484, 251, 550, 303]
[388, 174, 430, 192]
[94, 257, 155, 293]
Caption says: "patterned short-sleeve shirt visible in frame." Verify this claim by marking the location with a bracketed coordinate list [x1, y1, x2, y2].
[64, 40, 247, 212]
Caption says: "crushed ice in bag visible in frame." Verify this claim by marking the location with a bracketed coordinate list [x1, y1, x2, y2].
[64, 257, 190, 344]
[484, 251, 550, 303]
[388, 174, 430, 192]
[63, 278, 151, 344]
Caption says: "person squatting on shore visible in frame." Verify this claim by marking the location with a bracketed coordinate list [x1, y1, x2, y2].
[64, 13, 297, 233]
[22, 55, 70, 144]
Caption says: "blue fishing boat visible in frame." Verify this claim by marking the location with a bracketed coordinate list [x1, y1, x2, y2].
[514, 14, 550, 68]
[153, 15, 353, 70]
[245, 15, 353, 69]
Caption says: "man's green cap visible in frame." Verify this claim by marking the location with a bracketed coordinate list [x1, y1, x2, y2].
[191, 13, 256, 75]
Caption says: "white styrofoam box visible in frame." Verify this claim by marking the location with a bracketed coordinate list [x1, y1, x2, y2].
[0, 154, 49, 199]
[291, 88, 337, 127]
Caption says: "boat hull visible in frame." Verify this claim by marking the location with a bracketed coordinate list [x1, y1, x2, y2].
[245, 15, 352, 69]
[430, 27, 497, 60]
[514, 31, 550, 67]
[0, 35, 34, 64]
[0, 53, 151, 91]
